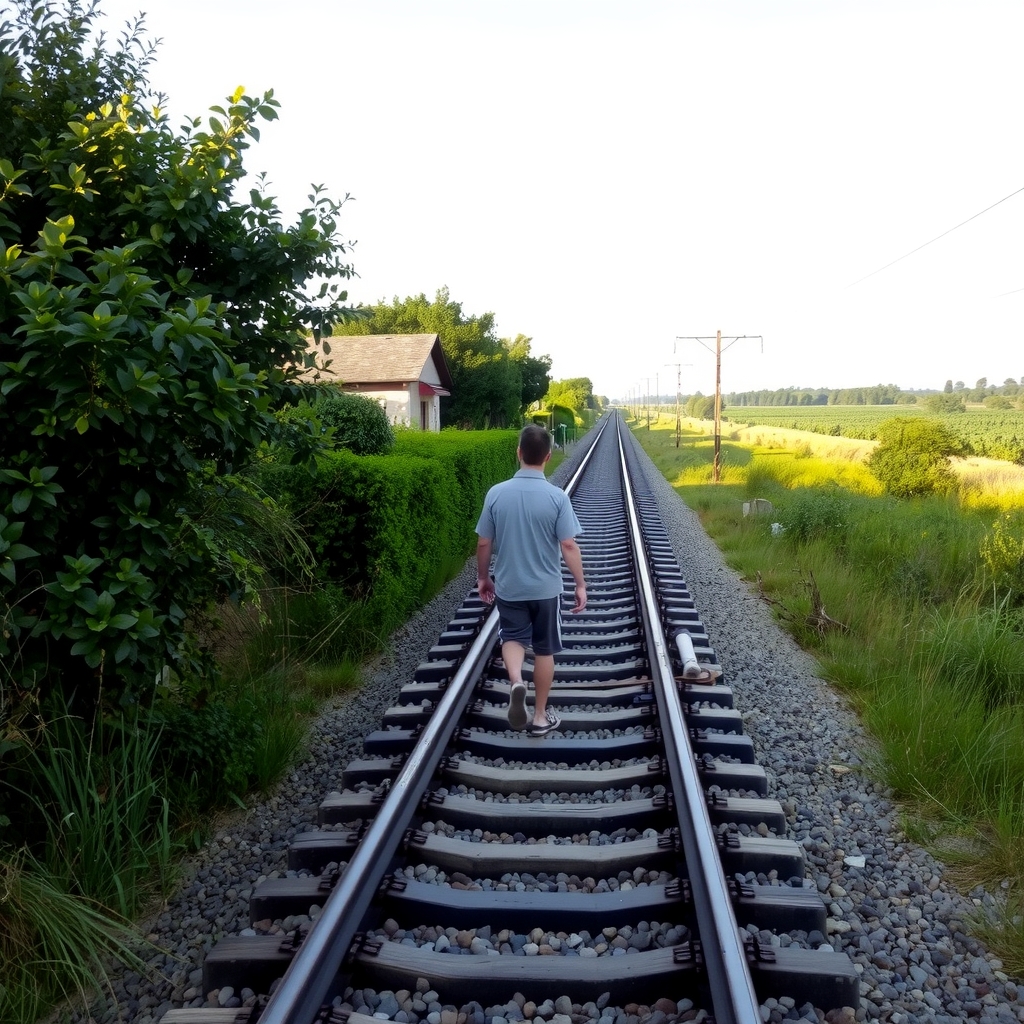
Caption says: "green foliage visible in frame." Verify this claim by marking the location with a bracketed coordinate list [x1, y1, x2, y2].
[981, 510, 1024, 603]
[505, 333, 551, 411]
[393, 429, 517, 548]
[0, 1, 357, 703]
[257, 430, 515, 654]
[279, 388, 395, 455]
[868, 417, 961, 498]
[0, 848, 151, 1024]
[917, 603, 1024, 711]
[313, 390, 394, 454]
[925, 392, 967, 414]
[685, 393, 719, 419]
[5, 701, 175, 916]
[259, 452, 458, 649]
[145, 686, 260, 809]
[544, 377, 594, 415]
[778, 488, 851, 543]
[332, 288, 546, 427]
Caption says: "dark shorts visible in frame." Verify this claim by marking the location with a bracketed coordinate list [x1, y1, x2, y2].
[495, 596, 563, 656]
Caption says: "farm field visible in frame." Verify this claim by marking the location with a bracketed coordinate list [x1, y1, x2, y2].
[724, 404, 1024, 463]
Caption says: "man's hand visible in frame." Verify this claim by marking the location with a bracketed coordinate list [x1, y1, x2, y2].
[570, 583, 587, 613]
[476, 537, 495, 604]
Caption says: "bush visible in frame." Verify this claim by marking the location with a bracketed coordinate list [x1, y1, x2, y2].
[868, 417, 961, 498]
[778, 488, 851, 543]
[981, 510, 1024, 604]
[0, 2, 357, 706]
[277, 390, 395, 455]
[257, 430, 516, 652]
[314, 390, 394, 455]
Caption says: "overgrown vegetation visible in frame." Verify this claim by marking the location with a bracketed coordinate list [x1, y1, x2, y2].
[0, 5, 530, 1021]
[0, 0, 360, 711]
[631, 411, 1024, 973]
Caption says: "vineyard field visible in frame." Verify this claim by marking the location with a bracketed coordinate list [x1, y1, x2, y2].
[724, 406, 1024, 463]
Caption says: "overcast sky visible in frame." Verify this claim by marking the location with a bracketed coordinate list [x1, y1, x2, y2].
[92, 0, 1024, 401]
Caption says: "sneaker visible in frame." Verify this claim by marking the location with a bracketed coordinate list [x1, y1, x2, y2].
[507, 682, 528, 730]
[529, 708, 561, 736]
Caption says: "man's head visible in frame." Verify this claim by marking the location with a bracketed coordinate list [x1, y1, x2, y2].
[518, 424, 552, 467]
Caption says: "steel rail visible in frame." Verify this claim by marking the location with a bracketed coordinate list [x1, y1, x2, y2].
[257, 415, 615, 1024]
[614, 415, 762, 1024]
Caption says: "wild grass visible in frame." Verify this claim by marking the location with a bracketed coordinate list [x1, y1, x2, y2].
[16, 705, 175, 918]
[0, 850, 152, 1024]
[631, 417, 1024, 970]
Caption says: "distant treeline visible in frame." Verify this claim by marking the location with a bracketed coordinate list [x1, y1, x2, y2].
[725, 379, 1023, 407]
[725, 384, 914, 407]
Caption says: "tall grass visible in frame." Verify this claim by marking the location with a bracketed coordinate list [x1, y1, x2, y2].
[17, 705, 175, 918]
[0, 850, 152, 1024]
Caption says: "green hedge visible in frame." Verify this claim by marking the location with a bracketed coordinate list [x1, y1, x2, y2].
[257, 429, 518, 648]
[393, 429, 518, 548]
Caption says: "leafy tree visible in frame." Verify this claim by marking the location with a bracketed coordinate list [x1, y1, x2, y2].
[504, 333, 551, 413]
[685, 393, 721, 419]
[943, 379, 954, 394]
[544, 377, 594, 416]
[868, 417, 962, 498]
[0, 1, 357, 704]
[924, 392, 967, 415]
[332, 288, 543, 428]
[983, 395, 1014, 410]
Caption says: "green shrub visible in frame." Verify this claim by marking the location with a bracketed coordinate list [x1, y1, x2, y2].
[981, 510, 1024, 603]
[868, 417, 962, 498]
[778, 488, 851, 543]
[313, 390, 395, 455]
[146, 686, 260, 809]
[255, 430, 515, 656]
[0, 5, 358, 708]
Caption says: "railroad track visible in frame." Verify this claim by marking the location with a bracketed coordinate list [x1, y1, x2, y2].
[164, 412, 858, 1024]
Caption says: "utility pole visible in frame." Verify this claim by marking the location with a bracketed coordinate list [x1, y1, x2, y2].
[664, 361, 691, 448]
[675, 332, 763, 481]
[645, 377, 650, 429]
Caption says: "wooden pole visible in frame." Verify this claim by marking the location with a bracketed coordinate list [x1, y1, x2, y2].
[713, 329, 722, 483]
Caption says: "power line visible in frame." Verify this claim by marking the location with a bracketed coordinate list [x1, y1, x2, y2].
[847, 184, 1024, 288]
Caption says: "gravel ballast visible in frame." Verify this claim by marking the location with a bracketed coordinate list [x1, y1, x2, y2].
[79, 421, 1023, 1024]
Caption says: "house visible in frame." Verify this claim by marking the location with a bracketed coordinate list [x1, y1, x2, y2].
[308, 333, 453, 431]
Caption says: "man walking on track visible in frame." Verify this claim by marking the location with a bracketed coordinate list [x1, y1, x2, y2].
[475, 424, 587, 735]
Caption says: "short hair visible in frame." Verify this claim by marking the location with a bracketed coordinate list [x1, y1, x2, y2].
[518, 424, 552, 464]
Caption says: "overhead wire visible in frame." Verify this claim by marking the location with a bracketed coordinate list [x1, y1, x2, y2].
[847, 184, 1024, 288]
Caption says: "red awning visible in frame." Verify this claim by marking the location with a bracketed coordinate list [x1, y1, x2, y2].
[419, 382, 450, 397]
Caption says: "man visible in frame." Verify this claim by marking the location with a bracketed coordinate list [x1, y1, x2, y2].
[475, 424, 587, 735]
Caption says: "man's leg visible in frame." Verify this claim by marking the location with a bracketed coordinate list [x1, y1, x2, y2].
[531, 653, 554, 728]
[502, 640, 529, 730]
[502, 640, 526, 683]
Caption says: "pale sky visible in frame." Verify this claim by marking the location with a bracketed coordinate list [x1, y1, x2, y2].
[90, 0, 1024, 401]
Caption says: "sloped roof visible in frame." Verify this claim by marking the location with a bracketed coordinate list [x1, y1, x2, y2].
[309, 333, 453, 390]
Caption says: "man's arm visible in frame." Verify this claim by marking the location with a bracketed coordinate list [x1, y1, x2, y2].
[560, 537, 587, 613]
[476, 536, 495, 604]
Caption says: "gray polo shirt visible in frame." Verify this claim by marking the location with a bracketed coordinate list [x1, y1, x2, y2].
[475, 468, 583, 601]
